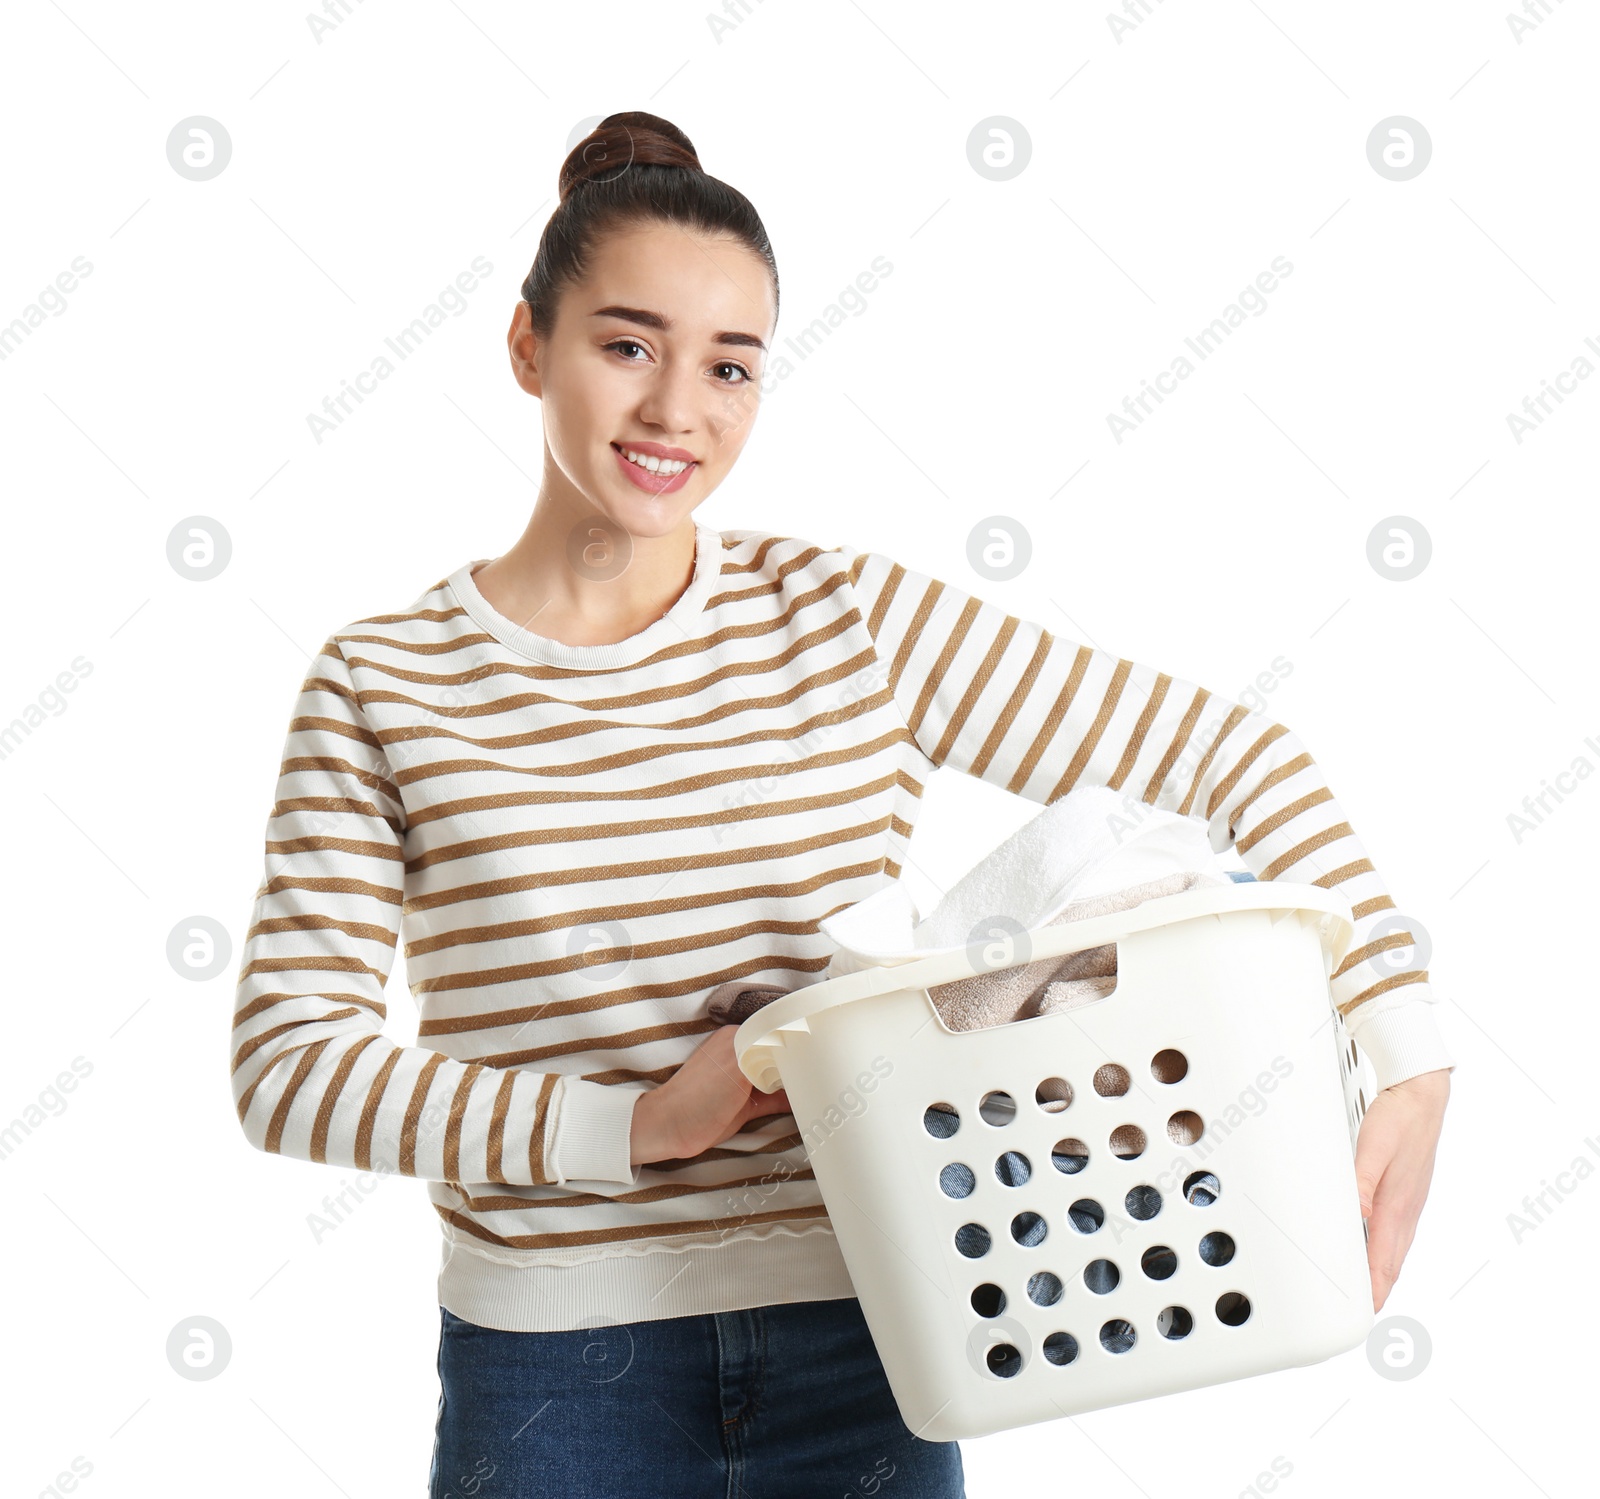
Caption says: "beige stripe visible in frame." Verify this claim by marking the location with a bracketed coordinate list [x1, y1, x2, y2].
[1235, 787, 1334, 856]
[929, 612, 1017, 768]
[407, 774, 904, 876]
[312, 1034, 382, 1163]
[444, 1063, 485, 1180]
[486, 1070, 516, 1185]
[232, 1010, 362, 1072]
[433, 1200, 830, 1252]
[1225, 751, 1314, 835]
[1142, 687, 1209, 804]
[1313, 858, 1375, 888]
[527, 1071, 561, 1183]
[455, 1165, 819, 1214]
[421, 954, 833, 1042]
[398, 1052, 446, 1174]
[1178, 705, 1248, 816]
[1108, 672, 1171, 792]
[1351, 894, 1395, 920]
[342, 556, 850, 680]
[1335, 967, 1428, 1016]
[1048, 657, 1132, 802]
[265, 1039, 332, 1154]
[351, 598, 867, 723]
[970, 633, 1052, 781]
[1205, 723, 1290, 821]
[279, 754, 402, 808]
[863, 559, 907, 644]
[1012, 642, 1092, 796]
[399, 710, 898, 814]
[1259, 822, 1354, 880]
[233, 988, 384, 1030]
[401, 727, 902, 837]
[1332, 931, 1417, 980]
[356, 1048, 404, 1173]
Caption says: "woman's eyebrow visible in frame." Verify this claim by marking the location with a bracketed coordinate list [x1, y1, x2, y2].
[590, 304, 766, 352]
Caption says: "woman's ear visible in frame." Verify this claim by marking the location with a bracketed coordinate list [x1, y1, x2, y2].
[507, 300, 543, 398]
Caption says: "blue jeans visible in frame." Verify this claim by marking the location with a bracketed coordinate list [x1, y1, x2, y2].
[429, 1295, 966, 1499]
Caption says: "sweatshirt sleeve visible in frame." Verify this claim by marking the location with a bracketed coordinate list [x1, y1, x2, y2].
[837, 543, 1455, 1094]
[230, 635, 643, 1188]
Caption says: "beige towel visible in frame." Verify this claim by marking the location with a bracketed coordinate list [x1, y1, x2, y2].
[926, 870, 1221, 1031]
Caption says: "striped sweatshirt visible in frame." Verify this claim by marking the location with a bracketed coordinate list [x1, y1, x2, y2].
[230, 523, 1454, 1331]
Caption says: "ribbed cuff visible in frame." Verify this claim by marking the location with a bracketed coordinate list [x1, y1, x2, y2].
[551, 1079, 643, 1186]
[1347, 1000, 1457, 1093]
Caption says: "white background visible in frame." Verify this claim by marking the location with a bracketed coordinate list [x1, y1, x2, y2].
[1, 1, 1594, 1495]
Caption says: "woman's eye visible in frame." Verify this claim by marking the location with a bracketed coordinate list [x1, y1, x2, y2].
[605, 338, 649, 362]
[714, 361, 753, 385]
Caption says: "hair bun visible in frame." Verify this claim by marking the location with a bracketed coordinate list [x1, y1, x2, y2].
[560, 112, 702, 201]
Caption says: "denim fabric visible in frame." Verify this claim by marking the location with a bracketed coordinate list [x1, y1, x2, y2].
[429, 1295, 966, 1499]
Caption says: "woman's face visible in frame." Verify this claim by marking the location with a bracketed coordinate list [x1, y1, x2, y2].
[510, 217, 776, 542]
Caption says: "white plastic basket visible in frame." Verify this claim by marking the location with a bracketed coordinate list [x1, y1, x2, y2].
[734, 880, 1374, 1441]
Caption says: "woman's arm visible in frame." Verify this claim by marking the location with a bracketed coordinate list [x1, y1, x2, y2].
[836, 542, 1452, 1310]
[231, 637, 649, 1187]
[835, 542, 1453, 1090]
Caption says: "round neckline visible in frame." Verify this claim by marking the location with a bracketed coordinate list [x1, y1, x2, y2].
[447, 522, 722, 668]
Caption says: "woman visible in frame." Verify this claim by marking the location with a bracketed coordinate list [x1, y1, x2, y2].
[231, 111, 1453, 1498]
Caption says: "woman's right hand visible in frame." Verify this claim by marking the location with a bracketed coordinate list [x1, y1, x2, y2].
[629, 1025, 792, 1166]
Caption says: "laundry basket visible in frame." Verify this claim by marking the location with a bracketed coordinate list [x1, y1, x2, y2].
[733, 880, 1373, 1442]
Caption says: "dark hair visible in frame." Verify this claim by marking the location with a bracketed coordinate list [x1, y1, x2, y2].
[519, 111, 779, 341]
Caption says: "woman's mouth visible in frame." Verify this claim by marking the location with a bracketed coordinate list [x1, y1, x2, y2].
[611, 442, 698, 494]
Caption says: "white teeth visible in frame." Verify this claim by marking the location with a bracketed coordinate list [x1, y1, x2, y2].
[620, 447, 690, 476]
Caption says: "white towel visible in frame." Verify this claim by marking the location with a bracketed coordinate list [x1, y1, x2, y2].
[818, 786, 1238, 977]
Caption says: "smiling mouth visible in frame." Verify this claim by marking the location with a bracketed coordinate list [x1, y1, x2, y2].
[612, 442, 697, 477]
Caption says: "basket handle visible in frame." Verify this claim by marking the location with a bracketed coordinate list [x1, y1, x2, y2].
[734, 880, 1353, 1092]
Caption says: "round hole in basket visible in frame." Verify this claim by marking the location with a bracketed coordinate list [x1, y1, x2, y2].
[1099, 1319, 1136, 1354]
[994, 1150, 1030, 1186]
[1042, 1331, 1079, 1366]
[1035, 1076, 1073, 1113]
[1216, 1291, 1252, 1327]
[1167, 1110, 1204, 1147]
[986, 1343, 1023, 1379]
[971, 1283, 1006, 1318]
[1093, 1064, 1131, 1098]
[1184, 1170, 1222, 1207]
[923, 1102, 960, 1139]
[1051, 1138, 1090, 1175]
[979, 1090, 1017, 1125]
[1067, 1198, 1104, 1234]
[1084, 1258, 1120, 1295]
[1199, 1231, 1235, 1267]
[1151, 1048, 1188, 1084]
[1157, 1305, 1194, 1341]
[1125, 1184, 1162, 1222]
[939, 1163, 976, 1199]
[1109, 1123, 1147, 1159]
[1028, 1271, 1063, 1306]
[955, 1223, 991, 1258]
[1141, 1245, 1177, 1280]
[1011, 1211, 1048, 1246]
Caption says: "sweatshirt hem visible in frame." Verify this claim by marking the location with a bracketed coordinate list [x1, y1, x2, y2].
[436, 1219, 857, 1331]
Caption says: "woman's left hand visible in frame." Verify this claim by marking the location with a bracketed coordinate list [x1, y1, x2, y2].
[1353, 1067, 1452, 1312]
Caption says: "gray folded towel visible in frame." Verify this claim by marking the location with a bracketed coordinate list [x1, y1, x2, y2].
[705, 870, 1229, 1032]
